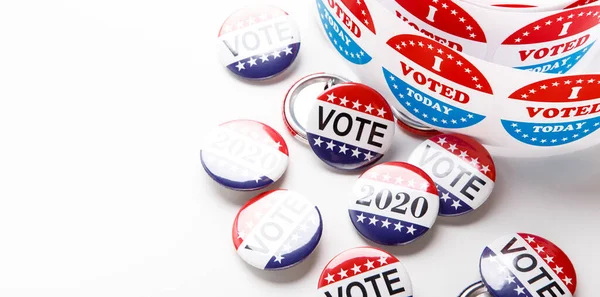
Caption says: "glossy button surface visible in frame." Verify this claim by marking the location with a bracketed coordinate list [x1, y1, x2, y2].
[200, 119, 289, 191]
[317, 247, 413, 297]
[233, 189, 323, 270]
[407, 133, 496, 216]
[479, 233, 577, 297]
[217, 5, 301, 80]
[306, 83, 395, 170]
[348, 162, 440, 245]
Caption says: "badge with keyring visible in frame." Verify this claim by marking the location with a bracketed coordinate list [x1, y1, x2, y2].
[283, 73, 395, 170]
[458, 232, 577, 297]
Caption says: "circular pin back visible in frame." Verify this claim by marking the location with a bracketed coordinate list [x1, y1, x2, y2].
[458, 281, 491, 297]
[200, 119, 289, 191]
[217, 5, 301, 80]
[305, 83, 395, 170]
[348, 162, 440, 245]
[232, 189, 323, 270]
[317, 247, 413, 297]
[407, 133, 496, 216]
[392, 107, 441, 138]
[283, 73, 351, 144]
[479, 233, 577, 297]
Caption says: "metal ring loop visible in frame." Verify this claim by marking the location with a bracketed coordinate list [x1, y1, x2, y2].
[391, 107, 437, 132]
[283, 73, 351, 143]
[458, 281, 490, 297]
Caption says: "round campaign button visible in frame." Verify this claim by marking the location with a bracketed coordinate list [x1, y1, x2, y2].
[232, 189, 323, 270]
[348, 162, 440, 245]
[305, 83, 395, 170]
[217, 5, 301, 80]
[317, 247, 413, 297]
[407, 133, 496, 216]
[479, 233, 577, 297]
[200, 119, 289, 191]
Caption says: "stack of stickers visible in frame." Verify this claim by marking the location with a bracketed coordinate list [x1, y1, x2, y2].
[315, 0, 600, 158]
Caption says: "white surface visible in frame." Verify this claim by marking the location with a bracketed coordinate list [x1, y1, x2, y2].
[0, 1, 599, 297]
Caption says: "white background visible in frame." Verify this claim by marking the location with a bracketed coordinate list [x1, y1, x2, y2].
[0, 1, 599, 297]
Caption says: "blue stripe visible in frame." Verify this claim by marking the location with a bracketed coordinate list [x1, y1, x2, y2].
[501, 117, 600, 147]
[515, 41, 596, 74]
[348, 209, 429, 245]
[316, 0, 372, 65]
[200, 150, 274, 191]
[226, 42, 300, 80]
[382, 67, 486, 129]
[436, 183, 474, 216]
[307, 133, 382, 170]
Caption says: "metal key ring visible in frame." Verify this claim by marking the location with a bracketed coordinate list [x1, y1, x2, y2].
[283, 73, 351, 144]
[458, 281, 491, 297]
[391, 106, 438, 132]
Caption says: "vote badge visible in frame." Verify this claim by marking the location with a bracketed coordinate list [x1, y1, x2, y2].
[479, 233, 577, 297]
[407, 133, 496, 216]
[305, 83, 395, 170]
[348, 162, 439, 245]
[233, 189, 323, 270]
[217, 5, 301, 80]
[200, 120, 289, 191]
[317, 247, 413, 297]
[500, 74, 600, 147]
[377, 0, 488, 58]
[494, 6, 600, 74]
[316, 0, 376, 65]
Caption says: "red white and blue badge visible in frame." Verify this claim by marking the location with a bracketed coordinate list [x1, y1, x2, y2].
[306, 83, 395, 170]
[501, 74, 600, 147]
[217, 5, 301, 80]
[318, 247, 413, 297]
[479, 233, 577, 297]
[349, 162, 439, 245]
[382, 34, 491, 130]
[494, 6, 600, 74]
[232, 189, 323, 270]
[407, 133, 496, 216]
[200, 120, 289, 191]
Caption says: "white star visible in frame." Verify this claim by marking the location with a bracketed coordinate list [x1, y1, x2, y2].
[395, 176, 404, 184]
[325, 273, 335, 283]
[506, 275, 515, 284]
[480, 165, 490, 174]
[553, 266, 564, 274]
[351, 264, 362, 274]
[535, 245, 545, 253]
[283, 47, 293, 55]
[364, 104, 374, 113]
[274, 254, 285, 263]
[339, 96, 349, 106]
[363, 151, 373, 161]
[563, 276, 573, 285]
[282, 243, 292, 252]
[406, 225, 416, 235]
[237, 230, 246, 239]
[247, 57, 257, 66]
[377, 256, 388, 265]
[459, 150, 469, 159]
[420, 182, 429, 190]
[339, 144, 348, 154]
[235, 61, 245, 71]
[407, 179, 416, 187]
[441, 192, 451, 202]
[381, 219, 391, 228]
[514, 286, 525, 295]
[338, 269, 348, 279]
[487, 255, 497, 263]
[272, 50, 281, 58]
[544, 255, 554, 263]
[437, 137, 447, 146]
[327, 93, 337, 102]
[364, 260, 375, 270]
[260, 54, 269, 62]
[313, 137, 323, 147]
[377, 107, 387, 117]
[382, 174, 391, 182]
[451, 200, 462, 210]
[394, 221, 403, 231]
[356, 213, 366, 223]
[447, 143, 457, 152]
[326, 140, 336, 151]
[525, 236, 535, 243]
[369, 216, 379, 225]
[470, 157, 479, 167]
[352, 100, 362, 110]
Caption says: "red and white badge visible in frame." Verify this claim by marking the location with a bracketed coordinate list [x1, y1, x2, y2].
[382, 34, 492, 130]
[232, 189, 323, 270]
[501, 74, 600, 147]
[407, 133, 496, 216]
[349, 162, 439, 245]
[494, 6, 600, 74]
[305, 82, 395, 170]
[565, 0, 599, 9]
[378, 0, 488, 56]
[318, 247, 413, 297]
[479, 233, 577, 297]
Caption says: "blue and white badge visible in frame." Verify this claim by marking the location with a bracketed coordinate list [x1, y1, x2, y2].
[217, 5, 301, 80]
[200, 119, 289, 191]
[233, 189, 323, 270]
[305, 82, 395, 170]
[349, 162, 440, 245]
